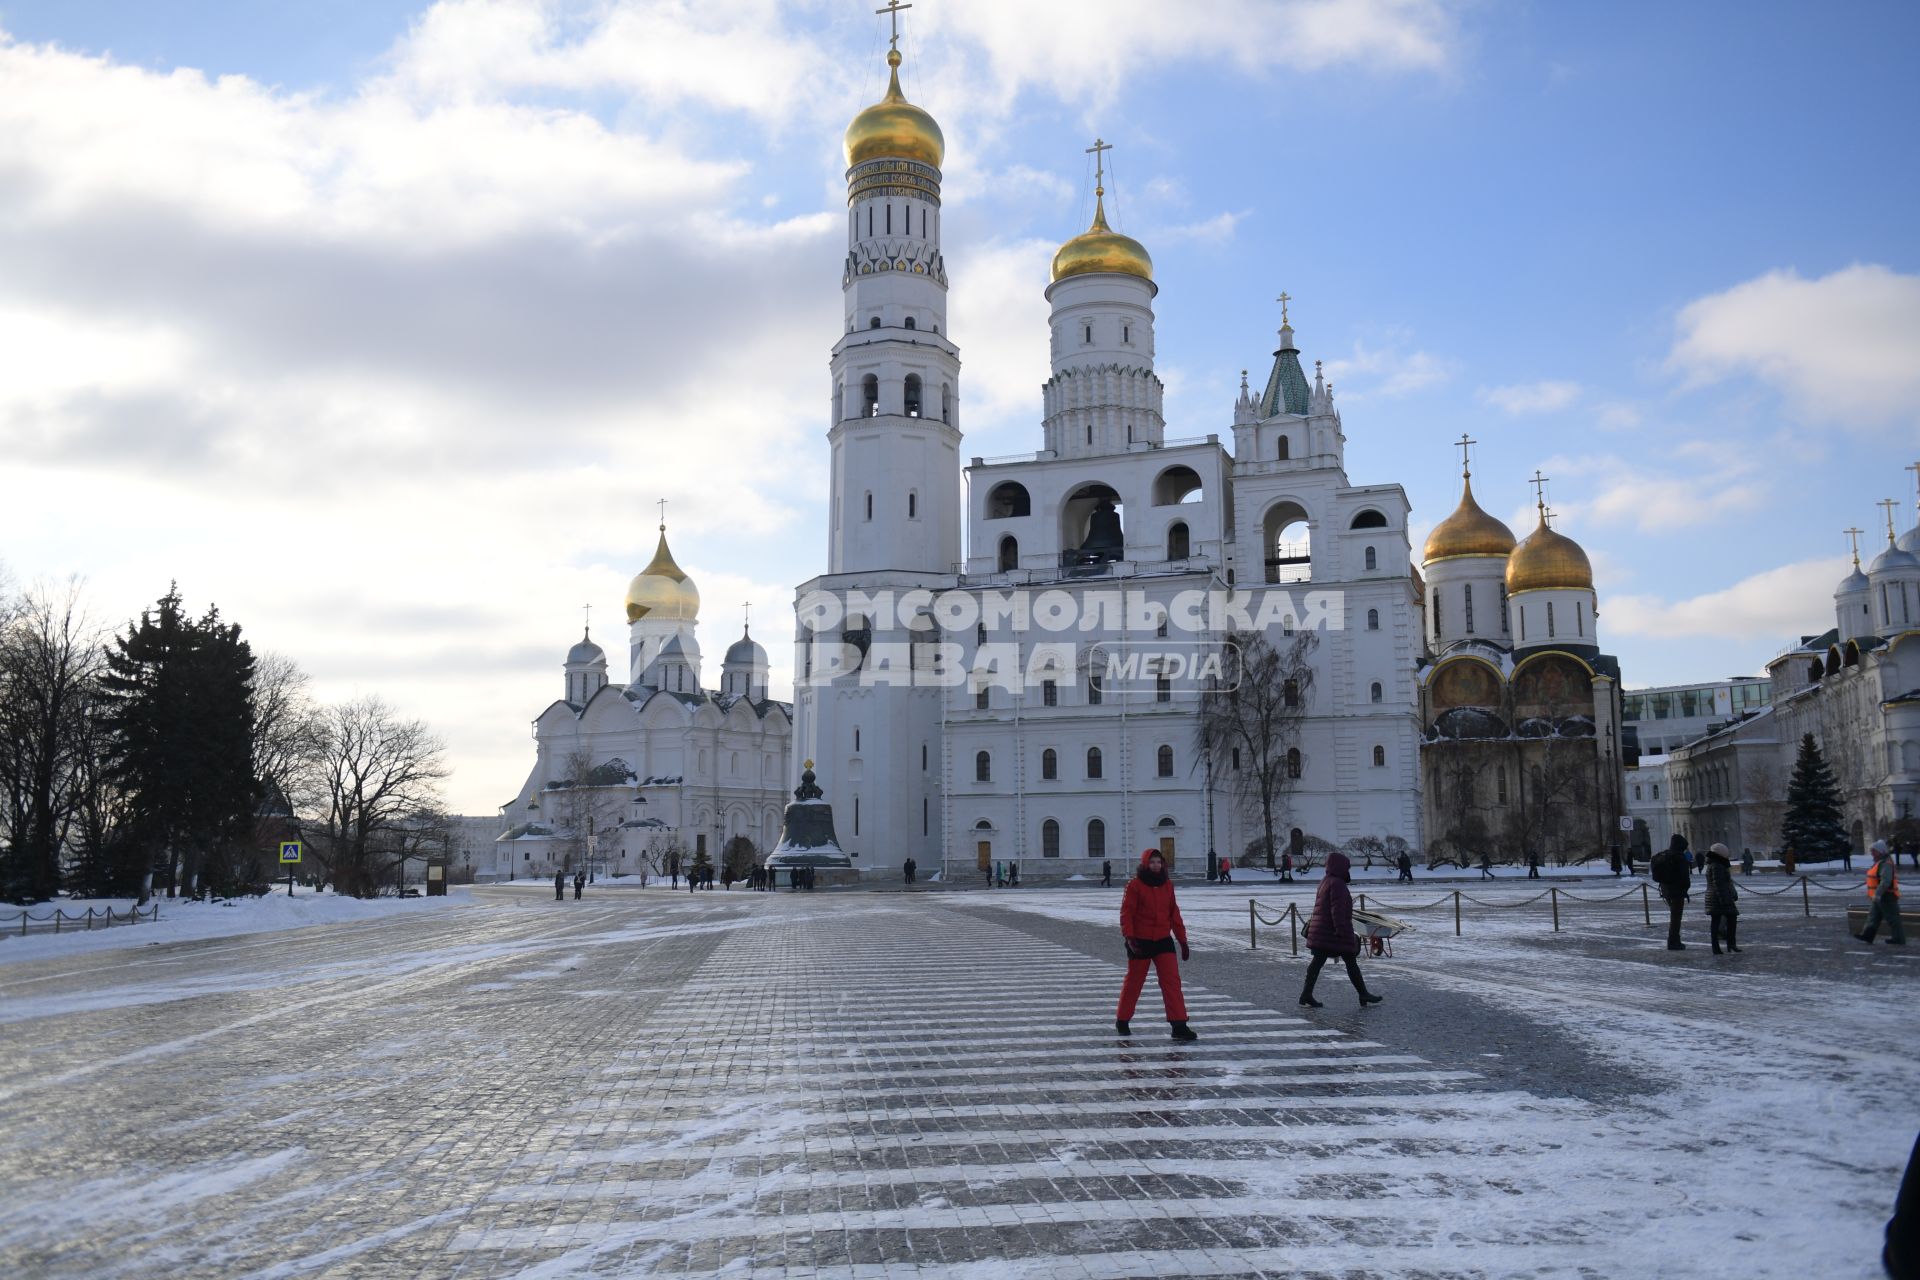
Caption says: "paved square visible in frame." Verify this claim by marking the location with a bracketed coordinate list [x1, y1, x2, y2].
[0, 883, 1908, 1277]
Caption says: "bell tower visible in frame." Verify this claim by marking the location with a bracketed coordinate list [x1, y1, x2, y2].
[827, 10, 962, 574]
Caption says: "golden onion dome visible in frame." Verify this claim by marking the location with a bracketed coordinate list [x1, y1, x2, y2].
[1423, 473, 1517, 564]
[1050, 192, 1154, 283]
[844, 50, 944, 170]
[624, 527, 700, 623]
[1506, 510, 1594, 594]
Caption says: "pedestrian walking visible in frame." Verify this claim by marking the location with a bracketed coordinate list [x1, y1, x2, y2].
[1703, 842, 1740, 953]
[1843, 844, 1855, 872]
[1857, 839, 1906, 945]
[1101, 859, 1113, 888]
[574, 871, 584, 900]
[1298, 850, 1382, 1008]
[554, 869, 565, 901]
[1783, 847, 1797, 876]
[903, 857, 916, 885]
[1009, 862, 1019, 888]
[1526, 849, 1541, 880]
[1479, 851, 1494, 880]
[1114, 849, 1197, 1041]
[1280, 851, 1294, 883]
[1610, 847, 1622, 877]
[1397, 851, 1413, 883]
[1653, 833, 1691, 950]
[1219, 857, 1232, 884]
[1741, 848, 1755, 877]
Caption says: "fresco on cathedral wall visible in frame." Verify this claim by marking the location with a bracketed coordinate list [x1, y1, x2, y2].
[1512, 654, 1592, 714]
[1430, 659, 1502, 712]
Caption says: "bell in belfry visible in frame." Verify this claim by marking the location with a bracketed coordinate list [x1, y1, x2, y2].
[765, 759, 853, 875]
[1078, 498, 1124, 562]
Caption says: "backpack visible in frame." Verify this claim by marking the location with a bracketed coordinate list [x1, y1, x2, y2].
[1650, 849, 1678, 886]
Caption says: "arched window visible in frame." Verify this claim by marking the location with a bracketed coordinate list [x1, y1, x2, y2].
[1087, 747, 1103, 779]
[904, 374, 923, 418]
[869, 316, 881, 329]
[1464, 583, 1475, 635]
[1264, 502, 1310, 584]
[1372, 745, 1386, 767]
[1287, 747, 1302, 779]
[1370, 681, 1383, 703]
[1277, 435, 1290, 460]
[1151, 466, 1203, 506]
[904, 316, 916, 330]
[942, 383, 952, 423]
[1284, 679, 1300, 708]
[1497, 766, 1509, 804]
[865, 491, 873, 521]
[1041, 748, 1057, 780]
[852, 729, 860, 752]
[1167, 522, 1190, 560]
[1087, 818, 1106, 859]
[998, 535, 1019, 572]
[1364, 546, 1377, 571]
[987, 482, 1031, 519]
[1350, 509, 1388, 529]
[1042, 819, 1061, 857]
[1367, 608, 1380, 631]
[922, 743, 928, 770]
[908, 490, 917, 518]
[974, 751, 991, 782]
[1157, 745, 1174, 777]
[835, 380, 844, 419]
[862, 374, 879, 416]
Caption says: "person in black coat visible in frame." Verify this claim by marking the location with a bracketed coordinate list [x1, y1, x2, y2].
[1656, 833, 1692, 950]
[1703, 842, 1739, 953]
[1298, 851, 1382, 1008]
[554, 869, 565, 901]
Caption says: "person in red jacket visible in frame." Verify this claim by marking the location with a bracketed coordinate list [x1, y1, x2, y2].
[1299, 850, 1383, 1008]
[1116, 849, 1198, 1041]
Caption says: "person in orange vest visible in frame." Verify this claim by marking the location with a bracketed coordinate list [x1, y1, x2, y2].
[1115, 849, 1197, 1041]
[1858, 839, 1906, 945]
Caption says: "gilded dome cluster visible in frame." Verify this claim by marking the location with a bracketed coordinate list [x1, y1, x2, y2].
[844, 50, 944, 170]
[625, 528, 700, 623]
[1424, 471, 1593, 593]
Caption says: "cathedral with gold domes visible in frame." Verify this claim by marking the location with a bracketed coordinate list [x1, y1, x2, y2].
[494, 520, 793, 881]
[1416, 458, 1628, 865]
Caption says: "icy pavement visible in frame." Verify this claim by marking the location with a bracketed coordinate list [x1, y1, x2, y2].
[0, 883, 1907, 1278]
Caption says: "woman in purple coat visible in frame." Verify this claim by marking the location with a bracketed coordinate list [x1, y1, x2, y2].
[1299, 851, 1383, 1008]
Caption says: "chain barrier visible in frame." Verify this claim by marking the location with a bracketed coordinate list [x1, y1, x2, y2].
[1249, 873, 1870, 948]
[3, 904, 161, 936]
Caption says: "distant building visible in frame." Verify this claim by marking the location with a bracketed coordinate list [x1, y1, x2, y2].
[1663, 494, 1920, 855]
[1622, 677, 1771, 756]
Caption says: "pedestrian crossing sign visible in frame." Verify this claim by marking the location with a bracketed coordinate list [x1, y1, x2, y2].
[279, 840, 302, 864]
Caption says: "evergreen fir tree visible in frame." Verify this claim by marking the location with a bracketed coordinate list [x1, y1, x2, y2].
[100, 586, 259, 897]
[1780, 733, 1850, 862]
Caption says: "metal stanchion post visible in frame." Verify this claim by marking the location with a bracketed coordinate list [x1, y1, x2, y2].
[1642, 882, 1650, 925]
[1249, 899, 1256, 950]
[1551, 886, 1559, 932]
[1453, 890, 1462, 936]
[1801, 875, 1810, 918]
[1289, 902, 1299, 956]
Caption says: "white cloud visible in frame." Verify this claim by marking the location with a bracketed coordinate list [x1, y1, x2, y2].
[1595, 402, 1642, 430]
[1154, 210, 1249, 244]
[1478, 379, 1581, 414]
[1670, 263, 1920, 427]
[1607, 557, 1851, 640]
[1323, 335, 1457, 400]
[1540, 447, 1768, 534]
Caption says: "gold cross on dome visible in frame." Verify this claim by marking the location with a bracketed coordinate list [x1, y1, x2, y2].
[1845, 526, 1864, 567]
[1277, 291, 1291, 325]
[1880, 497, 1900, 542]
[1085, 137, 1112, 193]
[743, 600, 752, 628]
[876, 1, 912, 52]
[583, 602, 592, 632]
[1907, 460, 1920, 507]
[656, 497, 668, 531]
[1456, 433, 1476, 476]
[1530, 469, 1550, 516]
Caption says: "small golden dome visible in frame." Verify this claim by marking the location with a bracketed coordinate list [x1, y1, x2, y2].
[625, 528, 700, 623]
[844, 50, 944, 169]
[1506, 511, 1594, 594]
[1423, 474, 1517, 563]
[1050, 193, 1154, 283]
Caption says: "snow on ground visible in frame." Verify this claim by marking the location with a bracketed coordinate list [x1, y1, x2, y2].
[957, 882, 1916, 1277]
[0, 885, 469, 967]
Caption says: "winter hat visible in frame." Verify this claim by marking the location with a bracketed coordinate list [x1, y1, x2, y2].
[1708, 843, 1730, 860]
[1872, 839, 1890, 857]
[1138, 848, 1162, 868]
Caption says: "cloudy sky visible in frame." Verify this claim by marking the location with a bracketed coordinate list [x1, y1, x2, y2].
[2, 0, 1916, 814]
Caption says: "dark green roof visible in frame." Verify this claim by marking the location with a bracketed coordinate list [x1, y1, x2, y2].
[1259, 328, 1310, 418]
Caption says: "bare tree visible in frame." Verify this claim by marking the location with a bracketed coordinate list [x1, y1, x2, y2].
[0, 580, 100, 902]
[1196, 628, 1318, 870]
[252, 653, 322, 809]
[299, 696, 448, 897]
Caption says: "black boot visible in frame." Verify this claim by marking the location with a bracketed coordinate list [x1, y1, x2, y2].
[1727, 919, 1739, 952]
[1114, 1018, 1130, 1037]
[1170, 1021, 1198, 1041]
[1359, 992, 1383, 1005]
[1298, 992, 1323, 1008]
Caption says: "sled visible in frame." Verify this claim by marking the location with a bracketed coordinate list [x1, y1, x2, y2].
[1351, 907, 1412, 957]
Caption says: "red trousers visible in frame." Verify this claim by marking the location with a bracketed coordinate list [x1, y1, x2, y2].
[1116, 950, 1187, 1021]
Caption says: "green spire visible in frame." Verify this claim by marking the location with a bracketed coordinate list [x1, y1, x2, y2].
[1259, 320, 1310, 418]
